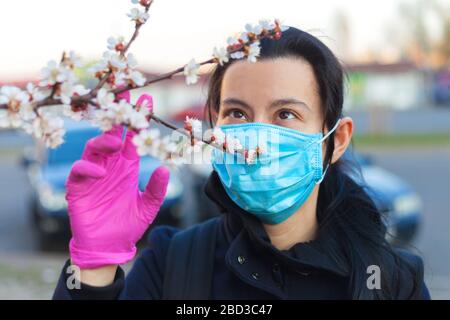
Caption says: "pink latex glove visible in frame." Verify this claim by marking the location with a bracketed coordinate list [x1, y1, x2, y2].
[67, 92, 170, 269]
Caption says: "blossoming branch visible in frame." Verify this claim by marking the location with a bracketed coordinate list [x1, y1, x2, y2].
[0, 0, 288, 165]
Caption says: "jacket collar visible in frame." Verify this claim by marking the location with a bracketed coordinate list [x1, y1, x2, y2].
[204, 170, 350, 278]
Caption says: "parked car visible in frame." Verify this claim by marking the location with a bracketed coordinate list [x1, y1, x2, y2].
[22, 120, 184, 248]
[188, 149, 422, 244]
[351, 152, 422, 244]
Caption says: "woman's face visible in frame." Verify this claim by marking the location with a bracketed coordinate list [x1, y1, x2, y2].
[216, 56, 324, 134]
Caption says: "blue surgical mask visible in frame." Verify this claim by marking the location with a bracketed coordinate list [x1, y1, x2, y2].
[211, 120, 341, 224]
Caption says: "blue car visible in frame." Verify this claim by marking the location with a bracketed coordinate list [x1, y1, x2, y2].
[23, 120, 184, 247]
[349, 153, 422, 243]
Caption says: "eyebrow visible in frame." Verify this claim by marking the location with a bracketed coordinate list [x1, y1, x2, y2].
[221, 97, 311, 111]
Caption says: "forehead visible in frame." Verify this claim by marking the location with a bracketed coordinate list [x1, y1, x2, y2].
[221, 57, 320, 106]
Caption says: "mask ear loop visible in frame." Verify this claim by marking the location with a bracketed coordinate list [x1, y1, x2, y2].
[317, 118, 341, 144]
[315, 118, 342, 185]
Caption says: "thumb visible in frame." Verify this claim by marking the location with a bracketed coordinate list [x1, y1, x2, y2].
[136, 94, 153, 113]
[141, 166, 170, 221]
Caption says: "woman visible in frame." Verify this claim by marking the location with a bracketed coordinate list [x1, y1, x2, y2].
[53, 27, 430, 300]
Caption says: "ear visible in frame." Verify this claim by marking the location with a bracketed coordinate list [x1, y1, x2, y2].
[330, 116, 353, 164]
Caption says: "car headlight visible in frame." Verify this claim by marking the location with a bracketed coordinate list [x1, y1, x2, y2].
[393, 193, 422, 217]
[37, 183, 67, 211]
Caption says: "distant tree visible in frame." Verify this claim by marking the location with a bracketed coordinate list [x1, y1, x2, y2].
[398, 0, 450, 68]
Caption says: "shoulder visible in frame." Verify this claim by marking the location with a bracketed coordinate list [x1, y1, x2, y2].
[147, 225, 180, 250]
[391, 248, 430, 300]
[141, 224, 181, 269]
[122, 225, 181, 299]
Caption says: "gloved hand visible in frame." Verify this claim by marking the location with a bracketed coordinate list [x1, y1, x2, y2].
[67, 91, 170, 269]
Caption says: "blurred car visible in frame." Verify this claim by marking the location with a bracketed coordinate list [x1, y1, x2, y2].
[22, 120, 184, 247]
[351, 153, 422, 244]
[188, 150, 422, 245]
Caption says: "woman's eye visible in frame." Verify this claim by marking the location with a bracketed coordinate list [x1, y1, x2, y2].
[278, 110, 296, 120]
[228, 109, 246, 119]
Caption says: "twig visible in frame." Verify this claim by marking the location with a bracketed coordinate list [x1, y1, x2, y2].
[92, 0, 155, 95]
[0, 17, 282, 123]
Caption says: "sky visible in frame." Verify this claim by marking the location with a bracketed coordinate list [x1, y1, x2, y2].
[0, 0, 412, 80]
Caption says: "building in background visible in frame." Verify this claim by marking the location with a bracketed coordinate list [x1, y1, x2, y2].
[343, 61, 433, 111]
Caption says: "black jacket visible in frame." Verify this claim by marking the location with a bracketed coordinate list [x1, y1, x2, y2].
[53, 171, 430, 300]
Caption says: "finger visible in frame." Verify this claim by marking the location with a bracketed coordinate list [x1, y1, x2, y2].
[141, 166, 170, 222]
[136, 94, 153, 113]
[121, 128, 139, 160]
[68, 160, 106, 183]
[82, 128, 123, 164]
[104, 124, 125, 138]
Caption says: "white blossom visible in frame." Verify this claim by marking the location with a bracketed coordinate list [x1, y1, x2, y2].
[132, 128, 161, 156]
[245, 23, 263, 35]
[114, 72, 127, 87]
[258, 19, 275, 31]
[128, 70, 146, 86]
[26, 83, 46, 102]
[0, 110, 22, 128]
[96, 89, 116, 109]
[160, 135, 178, 155]
[230, 51, 245, 60]
[227, 36, 239, 46]
[40, 61, 75, 86]
[0, 86, 36, 128]
[103, 51, 127, 71]
[0, 86, 29, 111]
[91, 98, 135, 131]
[127, 8, 149, 24]
[59, 83, 89, 105]
[126, 53, 138, 69]
[212, 47, 229, 66]
[246, 149, 258, 164]
[225, 137, 243, 153]
[113, 99, 134, 124]
[63, 104, 95, 122]
[184, 142, 202, 155]
[92, 108, 116, 132]
[183, 59, 200, 85]
[129, 107, 150, 129]
[30, 115, 65, 149]
[247, 41, 261, 63]
[88, 60, 108, 76]
[239, 32, 249, 43]
[184, 116, 202, 133]
[62, 51, 83, 69]
[204, 127, 225, 145]
[19, 103, 37, 122]
[107, 36, 127, 51]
